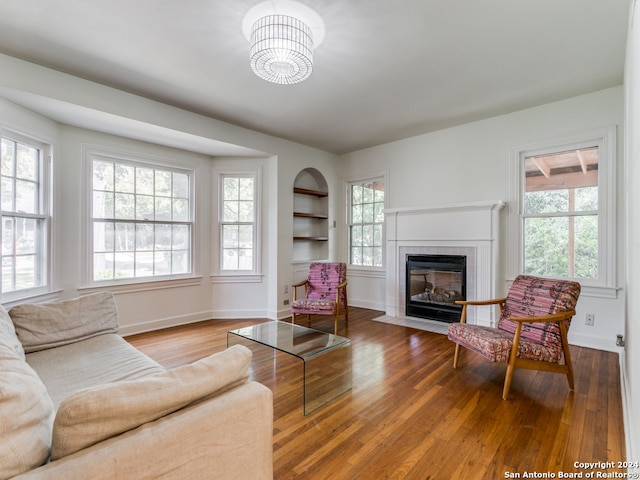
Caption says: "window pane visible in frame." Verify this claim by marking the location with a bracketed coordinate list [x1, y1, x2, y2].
[2, 217, 14, 255]
[155, 171, 171, 196]
[172, 225, 189, 249]
[223, 225, 239, 248]
[524, 216, 569, 277]
[115, 252, 134, 278]
[575, 215, 598, 278]
[223, 249, 238, 270]
[173, 198, 189, 221]
[93, 161, 114, 191]
[136, 195, 154, 220]
[1, 177, 14, 211]
[15, 218, 37, 255]
[136, 168, 154, 195]
[172, 250, 189, 274]
[525, 190, 568, 214]
[136, 224, 154, 251]
[155, 197, 171, 221]
[238, 200, 253, 222]
[238, 225, 253, 248]
[15, 254, 36, 289]
[173, 173, 189, 198]
[223, 177, 239, 200]
[93, 191, 114, 219]
[16, 144, 38, 181]
[115, 164, 135, 193]
[575, 186, 598, 211]
[115, 223, 134, 252]
[1, 140, 15, 176]
[15, 179, 37, 214]
[115, 193, 135, 219]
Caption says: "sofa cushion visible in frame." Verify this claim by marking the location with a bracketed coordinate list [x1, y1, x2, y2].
[0, 303, 25, 360]
[26, 333, 165, 409]
[9, 292, 118, 353]
[50, 344, 252, 460]
[0, 342, 54, 480]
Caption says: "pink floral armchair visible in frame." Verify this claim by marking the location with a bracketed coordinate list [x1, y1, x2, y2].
[291, 262, 348, 334]
[447, 275, 581, 399]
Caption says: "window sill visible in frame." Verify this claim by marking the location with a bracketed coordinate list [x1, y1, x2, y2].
[210, 273, 263, 284]
[79, 276, 203, 294]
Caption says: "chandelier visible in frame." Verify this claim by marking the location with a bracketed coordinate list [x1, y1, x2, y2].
[243, 1, 324, 85]
[250, 14, 313, 85]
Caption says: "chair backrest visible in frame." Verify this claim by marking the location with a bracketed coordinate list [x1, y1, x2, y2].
[498, 275, 581, 347]
[307, 262, 347, 306]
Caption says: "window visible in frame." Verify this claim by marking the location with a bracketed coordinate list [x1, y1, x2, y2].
[91, 156, 193, 282]
[523, 148, 598, 278]
[219, 174, 256, 271]
[511, 127, 615, 289]
[349, 179, 385, 267]
[1, 134, 50, 296]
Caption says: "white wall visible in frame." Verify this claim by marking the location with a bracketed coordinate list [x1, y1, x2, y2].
[624, 0, 640, 462]
[339, 87, 626, 352]
[0, 55, 341, 333]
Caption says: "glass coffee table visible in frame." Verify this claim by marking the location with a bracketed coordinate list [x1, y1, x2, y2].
[227, 321, 352, 415]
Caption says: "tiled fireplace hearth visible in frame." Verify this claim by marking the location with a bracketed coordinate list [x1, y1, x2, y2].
[384, 201, 505, 327]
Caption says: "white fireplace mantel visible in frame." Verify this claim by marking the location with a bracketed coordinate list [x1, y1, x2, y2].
[385, 200, 505, 326]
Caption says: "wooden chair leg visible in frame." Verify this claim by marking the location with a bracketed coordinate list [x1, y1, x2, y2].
[453, 344, 461, 368]
[503, 362, 516, 400]
[503, 324, 523, 400]
[291, 313, 296, 325]
[560, 322, 575, 390]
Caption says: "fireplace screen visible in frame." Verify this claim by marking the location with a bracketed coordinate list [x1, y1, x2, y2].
[406, 254, 466, 323]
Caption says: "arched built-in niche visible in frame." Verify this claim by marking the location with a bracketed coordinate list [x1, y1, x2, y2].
[293, 168, 329, 262]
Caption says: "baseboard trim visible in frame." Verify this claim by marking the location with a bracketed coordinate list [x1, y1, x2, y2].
[619, 349, 637, 468]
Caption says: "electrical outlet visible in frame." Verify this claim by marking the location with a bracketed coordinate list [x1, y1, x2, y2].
[283, 299, 290, 305]
[585, 313, 595, 326]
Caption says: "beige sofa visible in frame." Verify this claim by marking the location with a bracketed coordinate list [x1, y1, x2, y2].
[0, 292, 273, 480]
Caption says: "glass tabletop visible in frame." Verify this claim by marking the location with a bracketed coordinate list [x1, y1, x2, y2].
[228, 321, 350, 360]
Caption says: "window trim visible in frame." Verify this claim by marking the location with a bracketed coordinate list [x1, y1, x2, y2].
[0, 130, 52, 302]
[345, 172, 387, 270]
[213, 166, 262, 277]
[508, 126, 616, 292]
[82, 145, 198, 288]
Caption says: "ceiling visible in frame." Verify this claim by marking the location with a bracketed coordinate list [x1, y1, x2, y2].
[0, 0, 630, 155]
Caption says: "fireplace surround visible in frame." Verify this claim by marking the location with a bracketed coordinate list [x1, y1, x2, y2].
[385, 201, 505, 327]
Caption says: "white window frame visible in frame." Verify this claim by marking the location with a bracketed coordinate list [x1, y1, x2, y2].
[84, 147, 197, 288]
[0, 130, 52, 302]
[213, 166, 261, 280]
[346, 174, 387, 270]
[509, 126, 616, 295]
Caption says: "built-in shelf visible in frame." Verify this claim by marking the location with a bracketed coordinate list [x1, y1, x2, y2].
[293, 236, 329, 241]
[293, 187, 328, 197]
[293, 212, 329, 219]
[293, 170, 329, 262]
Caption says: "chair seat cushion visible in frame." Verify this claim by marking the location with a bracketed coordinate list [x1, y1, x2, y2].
[447, 323, 564, 364]
[291, 299, 336, 314]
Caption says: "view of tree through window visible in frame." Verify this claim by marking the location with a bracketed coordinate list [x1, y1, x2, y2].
[92, 158, 192, 281]
[349, 180, 384, 267]
[523, 147, 598, 279]
[1, 136, 47, 293]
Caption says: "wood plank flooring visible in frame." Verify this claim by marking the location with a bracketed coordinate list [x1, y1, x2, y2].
[126, 307, 626, 480]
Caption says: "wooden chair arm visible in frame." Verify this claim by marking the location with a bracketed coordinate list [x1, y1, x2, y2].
[292, 279, 309, 301]
[336, 280, 348, 289]
[508, 310, 576, 324]
[455, 298, 507, 306]
[456, 298, 507, 324]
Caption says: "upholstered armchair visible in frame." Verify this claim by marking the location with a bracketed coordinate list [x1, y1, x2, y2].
[291, 262, 348, 334]
[447, 275, 581, 399]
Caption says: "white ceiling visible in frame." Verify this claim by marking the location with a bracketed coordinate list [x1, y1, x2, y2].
[0, 0, 630, 155]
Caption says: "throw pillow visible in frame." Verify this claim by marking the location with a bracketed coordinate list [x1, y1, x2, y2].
[51, 344, 252, 460]
[0, 303, 25, 360]
[0, 342, 54, 480]
[9, 292, 119, 353]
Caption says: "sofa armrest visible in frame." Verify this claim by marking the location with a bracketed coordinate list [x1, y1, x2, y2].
[13, 381, 273, 480]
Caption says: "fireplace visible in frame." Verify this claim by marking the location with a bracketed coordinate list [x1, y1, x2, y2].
[405, 254, 466, 323]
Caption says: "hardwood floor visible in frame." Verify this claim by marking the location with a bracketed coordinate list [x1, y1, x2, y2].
[126, 307, 626, 480]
